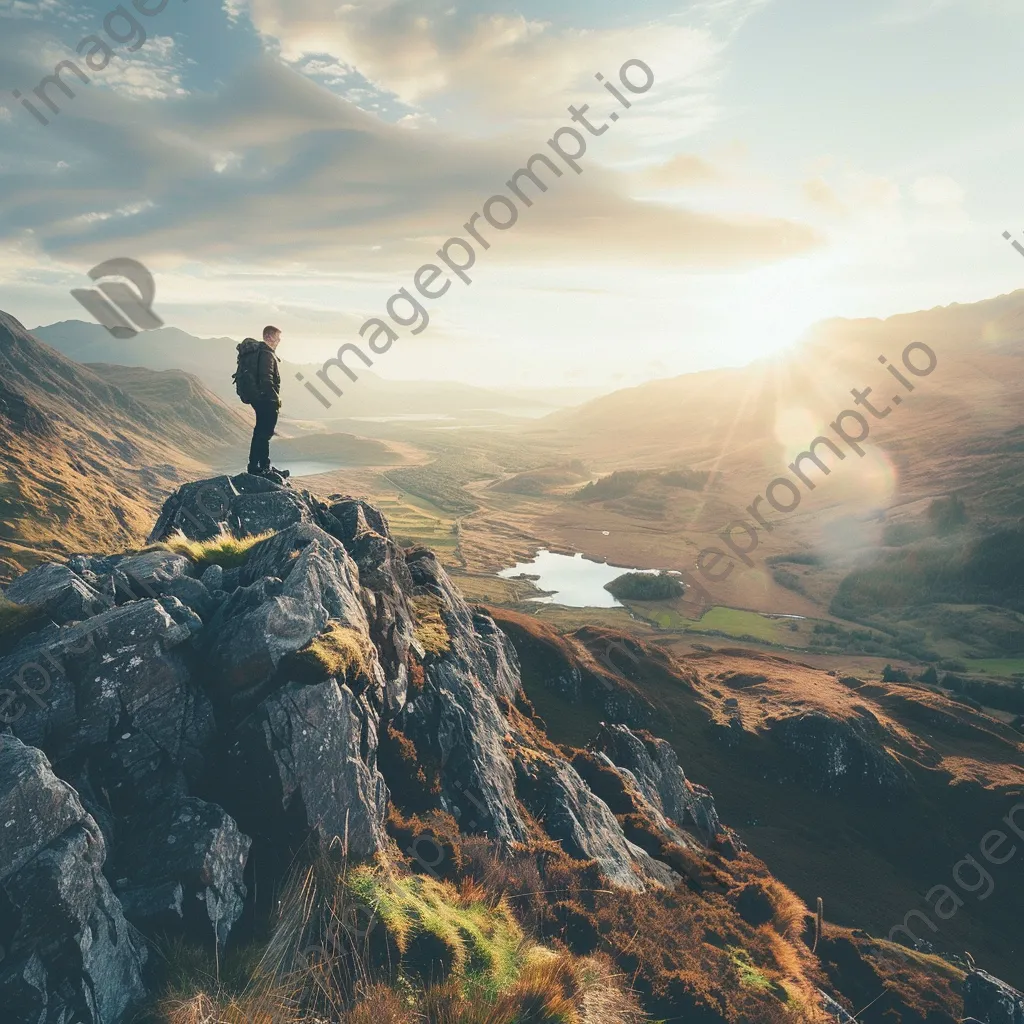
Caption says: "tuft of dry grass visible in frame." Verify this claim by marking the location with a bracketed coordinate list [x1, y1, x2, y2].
[414, 951, 643, 1024]
[410, 594, 452, 656]
[154, 530, 275, 570]
[731, 879, 809, 941]
[287, 623, 373, 685]
[153, 990, 303, 1024]
[340, 984, 416, 1024]
[144, 936, 305, 1024]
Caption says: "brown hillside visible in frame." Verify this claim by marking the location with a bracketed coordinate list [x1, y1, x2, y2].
[489, 606, 1024, 989]
[0, 311, 232, 579]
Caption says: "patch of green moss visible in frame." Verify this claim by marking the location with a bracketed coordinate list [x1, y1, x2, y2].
[728, 946, 773, 993]
[346, 867, 527, 999]
[410, 595, 451, 657]
[289, 623, 372, 684]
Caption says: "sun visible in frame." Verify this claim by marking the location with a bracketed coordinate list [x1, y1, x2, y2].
[720, 258, 839, 364]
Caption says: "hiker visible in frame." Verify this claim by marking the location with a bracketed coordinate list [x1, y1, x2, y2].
[234, 325, 288, 478]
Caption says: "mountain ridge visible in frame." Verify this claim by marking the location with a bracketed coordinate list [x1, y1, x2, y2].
[31, 319, 558, 421]
[0, 312, 245, 579]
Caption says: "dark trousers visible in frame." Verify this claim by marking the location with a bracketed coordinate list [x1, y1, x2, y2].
[248, 400, 279, 472]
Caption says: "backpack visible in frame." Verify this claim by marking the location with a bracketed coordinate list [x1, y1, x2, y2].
[233, 339, 262, 404]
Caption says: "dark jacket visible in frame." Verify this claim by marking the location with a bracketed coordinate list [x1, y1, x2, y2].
[244, 338, 281, 405]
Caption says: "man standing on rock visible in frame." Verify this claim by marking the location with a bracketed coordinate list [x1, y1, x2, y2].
[235, 325, 288, 478]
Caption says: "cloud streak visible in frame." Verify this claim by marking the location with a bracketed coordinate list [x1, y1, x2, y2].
[0, 53, 819, 273]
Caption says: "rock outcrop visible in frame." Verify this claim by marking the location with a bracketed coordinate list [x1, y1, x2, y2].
[0, 738, 147, 1024]
[1, 475, 723, 1022]
[0, 473, 1012, 1023]
[964, 970, 1024, 1024]
[770, 711, 912, 799]
[594, 723, 727, 845]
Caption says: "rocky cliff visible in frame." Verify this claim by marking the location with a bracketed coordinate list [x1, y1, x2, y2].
[0, 474, 1020, 1023]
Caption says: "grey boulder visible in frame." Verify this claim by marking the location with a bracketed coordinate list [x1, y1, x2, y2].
[964, 970, 1024, 1024]
[512, 744, 677, 892]
[0, 737, 147, 1024]
[205, 524, 380, 702]
[111, 797, 250, 949]
[226, 679, 389, 859]
[3, 563, 109, 628]
[1, 599, 214, 811]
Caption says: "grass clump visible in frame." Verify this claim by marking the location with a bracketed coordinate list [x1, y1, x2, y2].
[143, 936, 305, 1024]
[416, 951, 646, 1024]
[157, 530, 275, 570]
[142, 849, 647, 1023]
[410, 594, 452, 656]
[288, 623, 372, 685]
[346, 866, 526, 999]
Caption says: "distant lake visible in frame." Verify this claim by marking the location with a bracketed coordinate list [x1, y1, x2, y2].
[348, 414, 455, 423]
[498, 550, 660, 608]
[280, 460, 346, 478]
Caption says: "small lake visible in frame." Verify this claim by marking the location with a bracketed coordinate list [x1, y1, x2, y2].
[280, 461, 346, 478]
[498, 550, 660, 608]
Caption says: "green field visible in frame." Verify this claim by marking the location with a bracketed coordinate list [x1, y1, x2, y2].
[964, 658, 1024, 678]
[373, 494, 459, 558]
[637, 604, 800, 645]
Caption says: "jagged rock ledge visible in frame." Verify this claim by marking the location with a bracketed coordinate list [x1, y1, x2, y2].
[0, 474, 729, 1023]
[1, 473, 1022, 1024]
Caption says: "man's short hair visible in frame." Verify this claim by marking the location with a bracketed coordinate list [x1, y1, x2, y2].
[263, 325, 281, 340]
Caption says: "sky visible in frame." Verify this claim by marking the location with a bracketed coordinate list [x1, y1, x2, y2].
[1, 0, 1023, 390]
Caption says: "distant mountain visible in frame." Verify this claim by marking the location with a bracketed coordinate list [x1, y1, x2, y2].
[513, 289, 1024, 620]
[538, 289, 1024, 492]
[32, 320, 553, 421]
[0, 312, 241, 579]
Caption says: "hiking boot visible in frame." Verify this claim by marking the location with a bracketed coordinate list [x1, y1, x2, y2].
[268, 466, 291, 479]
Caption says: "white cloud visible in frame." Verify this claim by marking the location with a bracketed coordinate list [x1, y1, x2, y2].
[910, 174, 965, 207]
[96, 36, 190, 101]
[33, 35, 190, 101]
[223, 0, 246, 26]
[0, 54, 819, 276]
[0, 0, 66, 21]
[801, 167, 902, 217]
[638, 153, 722, 189]
[243, 0, 726, 133]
